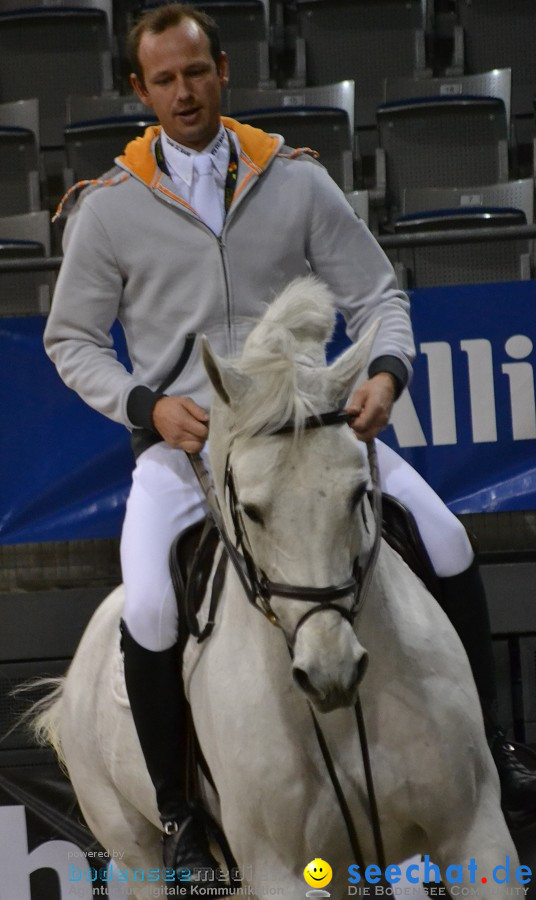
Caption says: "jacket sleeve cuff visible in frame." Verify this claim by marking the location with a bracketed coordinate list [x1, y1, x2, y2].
[368, 355, 408, 400]
[126, 385, 165, 431]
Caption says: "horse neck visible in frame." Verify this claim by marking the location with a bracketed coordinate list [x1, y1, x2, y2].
[213, 559, 297, 689]
[359, 540, 438, 673]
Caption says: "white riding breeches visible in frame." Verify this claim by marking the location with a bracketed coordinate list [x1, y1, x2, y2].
[121, 443, 209, 651]
[121, 439, 474, 652]
[375, 440, 474, 578]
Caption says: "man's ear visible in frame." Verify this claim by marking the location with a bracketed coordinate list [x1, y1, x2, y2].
[217, 51, 229, 89]
[130, 72, 152, 108]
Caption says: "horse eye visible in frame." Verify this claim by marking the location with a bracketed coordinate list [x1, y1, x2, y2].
[350, 483, 367, 511]
[242, 504, 264, 526]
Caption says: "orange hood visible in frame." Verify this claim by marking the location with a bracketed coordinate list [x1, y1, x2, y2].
[117, 117, 283, 186]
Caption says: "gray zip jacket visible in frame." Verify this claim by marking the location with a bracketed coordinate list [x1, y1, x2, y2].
[44, 118, 415, 449]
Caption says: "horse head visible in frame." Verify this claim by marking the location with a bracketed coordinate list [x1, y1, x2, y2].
[202, 276, 380, 713]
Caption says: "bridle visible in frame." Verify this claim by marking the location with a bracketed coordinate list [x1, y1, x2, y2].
[221, 410, 382, 650]
[187, 408, 386, 873]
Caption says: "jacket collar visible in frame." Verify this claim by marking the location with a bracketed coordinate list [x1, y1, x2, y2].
[116, 118, 283, 188]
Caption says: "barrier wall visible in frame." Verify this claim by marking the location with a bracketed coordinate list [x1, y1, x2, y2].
[2, 280, 536, 544]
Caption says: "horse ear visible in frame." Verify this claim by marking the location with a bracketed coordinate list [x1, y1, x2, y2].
[326, 319, 382, 404]
[202, 337, 251, 406]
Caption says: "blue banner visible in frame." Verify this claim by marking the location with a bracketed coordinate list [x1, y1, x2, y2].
[329, 280, 536, 514]
[1, 317, 132, 544]
[2, 280, 536, 543]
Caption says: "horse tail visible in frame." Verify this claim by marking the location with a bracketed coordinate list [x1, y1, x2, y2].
[19, 677, 68, 770]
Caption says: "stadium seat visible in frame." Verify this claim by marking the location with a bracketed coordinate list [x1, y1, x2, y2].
[141, 0, 274, 88]
[0, 3, 114, 147]
[401, 178, 533, 222]
[293, 0, 432, 134]
[383, 68, 512, 132]
[64, 95, 158, 185]
[388, 179, 533, 287]
[455, 0, 536, 120]
[377, 69, 511, 223]
[346, 189, 369, 226]
[0, 211, 55, 315]
[226, 81, 355, 191]
[0, 0, 114, 38]
[0, 99, 42, 216]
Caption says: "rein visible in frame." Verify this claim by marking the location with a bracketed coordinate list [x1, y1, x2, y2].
[186, 410, 386, 872]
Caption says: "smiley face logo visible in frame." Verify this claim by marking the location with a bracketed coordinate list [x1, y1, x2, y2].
[303, 858, 333, 888]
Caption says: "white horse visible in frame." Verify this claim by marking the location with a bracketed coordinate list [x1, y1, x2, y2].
[34, 276, 517, 900]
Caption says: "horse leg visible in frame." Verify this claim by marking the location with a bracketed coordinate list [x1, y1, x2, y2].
[74, 776, 163, 900]
[429, 790, 519, 900]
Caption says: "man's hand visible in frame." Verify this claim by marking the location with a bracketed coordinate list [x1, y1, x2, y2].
[152, 396, 209, 452]
[345, 372, 397, 442]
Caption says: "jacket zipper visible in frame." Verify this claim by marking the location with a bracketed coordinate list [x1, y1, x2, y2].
[154, 157, 272, 355]
[217, 235, 233, 347]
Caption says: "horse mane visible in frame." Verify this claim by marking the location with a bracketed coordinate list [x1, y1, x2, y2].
[231, 276, 336, 442]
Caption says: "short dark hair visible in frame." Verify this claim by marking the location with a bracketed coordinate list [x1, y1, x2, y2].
[127, 3, 222, 83]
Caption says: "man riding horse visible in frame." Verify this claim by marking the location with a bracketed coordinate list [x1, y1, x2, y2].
[44, 1, 536, 883]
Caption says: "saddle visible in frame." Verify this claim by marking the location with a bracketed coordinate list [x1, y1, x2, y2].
[381, 493, 440, 601]
[171, 517, 223, 651]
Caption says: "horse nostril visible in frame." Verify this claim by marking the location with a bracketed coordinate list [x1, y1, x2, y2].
[293, 666, 314, 696]
[355, 652, 369, 685]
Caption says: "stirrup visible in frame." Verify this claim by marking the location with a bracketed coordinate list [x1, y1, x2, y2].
[162, 809, 222, 885]
[492, 738, 536, 831]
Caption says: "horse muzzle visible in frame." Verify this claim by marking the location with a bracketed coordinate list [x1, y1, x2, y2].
[292, 620, 369, 712]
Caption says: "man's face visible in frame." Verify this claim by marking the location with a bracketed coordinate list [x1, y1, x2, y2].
[131, 18, 229, 151]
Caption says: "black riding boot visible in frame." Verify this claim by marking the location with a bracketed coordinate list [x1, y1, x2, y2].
[439, 560, 536, 829]
[120, 621, 220, 883]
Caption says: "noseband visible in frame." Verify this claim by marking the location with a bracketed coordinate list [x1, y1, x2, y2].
[221, 410, 382, 648]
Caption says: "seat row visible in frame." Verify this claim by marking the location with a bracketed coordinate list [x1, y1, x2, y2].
[0, 66, 530, 217]
[1, 0, 535, 144]
[0, 0, 534, 295]
[0, 184, 532, 316]
[0, 0, 272, 146]
[0, 211, 55, 316]
[385, 180, 534, 291]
